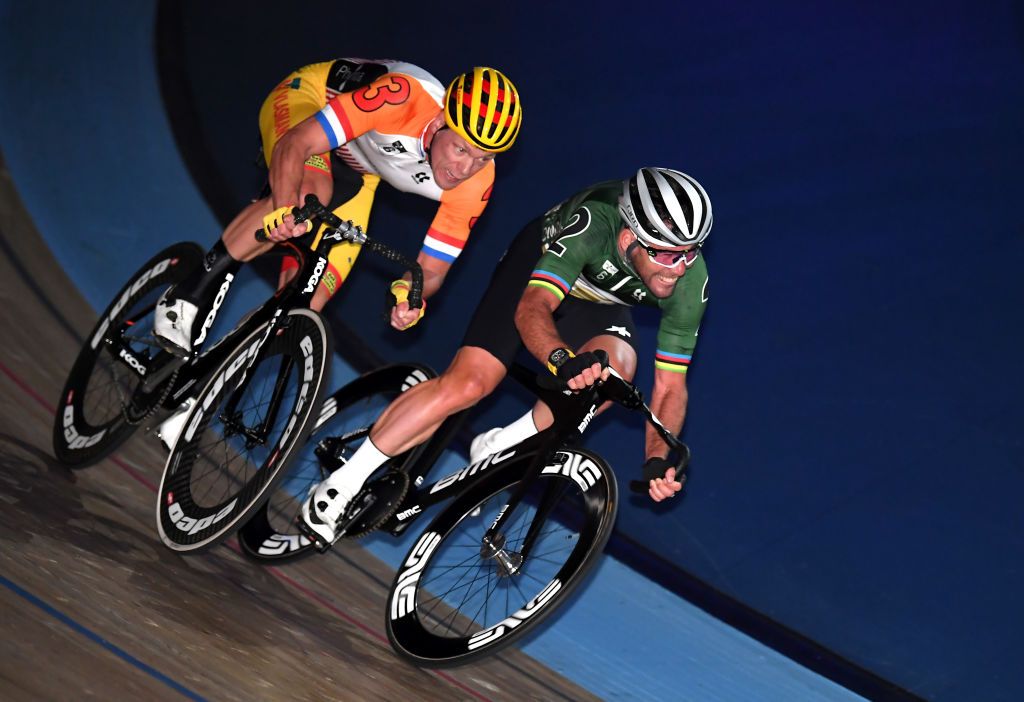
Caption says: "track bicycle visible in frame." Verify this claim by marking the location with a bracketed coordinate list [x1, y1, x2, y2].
[230, 353, 691, 666]
[51, 195, 423, 552]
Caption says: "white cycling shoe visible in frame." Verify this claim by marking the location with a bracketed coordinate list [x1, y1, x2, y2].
[153, 291, 198, 355]
[157, 397, 195, 452]
[300, 480, 357, 544]
[468, 427, 503, 464]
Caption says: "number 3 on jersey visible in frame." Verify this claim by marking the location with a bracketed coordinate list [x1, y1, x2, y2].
[353, 76, 412, 112]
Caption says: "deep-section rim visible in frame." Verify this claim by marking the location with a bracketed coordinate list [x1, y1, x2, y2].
[155, 308, 331, 552]
[236, 362, 437, 563]
[385, 447, 618, 667]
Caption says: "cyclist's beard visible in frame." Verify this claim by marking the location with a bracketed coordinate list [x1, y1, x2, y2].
[627, 243, 681, 300]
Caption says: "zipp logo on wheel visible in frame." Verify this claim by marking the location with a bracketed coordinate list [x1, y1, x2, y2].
[184, 335, 265, 443]
[90, 257, 173, 350]
[279, 335, 316, 448]
[166, 497, 238, 536]
[60, 402, 106, 449]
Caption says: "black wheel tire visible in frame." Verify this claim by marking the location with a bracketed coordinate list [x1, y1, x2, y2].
[156, 308, 331, 552]
[237, 363, 436, 564]
[385, 447, 618, 667]
[52, 243, 204, 467]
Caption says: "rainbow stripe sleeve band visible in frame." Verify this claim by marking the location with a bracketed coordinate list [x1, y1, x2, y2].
[654, 349, 691, 373]
[527, 269, 572, 301]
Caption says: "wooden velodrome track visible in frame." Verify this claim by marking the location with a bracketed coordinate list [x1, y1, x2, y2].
[0, 154, 600, 701]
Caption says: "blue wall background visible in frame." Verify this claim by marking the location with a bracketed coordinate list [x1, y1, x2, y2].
[3, 0, 1022, 698]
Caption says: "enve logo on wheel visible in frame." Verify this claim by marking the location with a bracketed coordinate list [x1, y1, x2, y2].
[401, 369, 430, 391]
[391, 531, 442, 620]
[257, 533, 311, 556]
[467, 579, 562, 650]
[542, 451, 603, 492]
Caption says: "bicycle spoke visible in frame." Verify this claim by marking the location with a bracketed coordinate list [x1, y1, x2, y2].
[236, 365, 431, 562]
[55, 242, 204, 467]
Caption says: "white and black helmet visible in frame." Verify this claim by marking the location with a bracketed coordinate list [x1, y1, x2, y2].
[619, 168, 713, 248]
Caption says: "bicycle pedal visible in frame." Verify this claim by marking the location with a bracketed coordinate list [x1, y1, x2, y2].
[336, 491, 377, 529]
[295, 516, 338, 554]
[152, 334, 192, 360]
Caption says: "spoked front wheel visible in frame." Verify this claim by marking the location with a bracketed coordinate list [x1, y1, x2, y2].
[386, 447, 618, 667]
[156, 308, 331, 552]
[237, 363, 436, 563]
[53, 243, 204, 467]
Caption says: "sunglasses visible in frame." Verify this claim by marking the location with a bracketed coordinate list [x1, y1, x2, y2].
[637, 238, 701, 268]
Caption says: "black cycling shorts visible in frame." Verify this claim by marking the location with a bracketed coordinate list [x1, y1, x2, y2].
[461, 216, 639, 367]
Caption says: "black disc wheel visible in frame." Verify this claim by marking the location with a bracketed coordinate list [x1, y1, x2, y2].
[53, 243, 203, 467]
[385, 447, 618, 667]
[156, 308, 331, 552]
[237, 363, 436, 563]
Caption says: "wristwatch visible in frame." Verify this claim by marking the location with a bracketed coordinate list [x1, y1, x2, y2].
[546, 347, 574, 374]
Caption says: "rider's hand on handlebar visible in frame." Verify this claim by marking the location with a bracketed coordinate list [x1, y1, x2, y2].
[643, 456, 684, 502]
[550, 349, 610, 391]
[261, 204, 309, 242]
[389, 279, 426, 330]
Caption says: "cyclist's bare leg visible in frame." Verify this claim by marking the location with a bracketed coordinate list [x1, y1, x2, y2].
[370, 346, 507, 455]
[528, 333, 638, 432]
[303, 346, 507, 537]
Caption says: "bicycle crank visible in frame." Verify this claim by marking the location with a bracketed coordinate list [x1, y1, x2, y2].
[296, 470, 411, 553]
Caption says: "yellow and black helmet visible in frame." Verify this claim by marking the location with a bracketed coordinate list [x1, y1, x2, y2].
[444, 67, 522, 153]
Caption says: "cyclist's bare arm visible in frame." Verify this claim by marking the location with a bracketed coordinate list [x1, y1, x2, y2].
[265, 116, 334, 239]
[646, 367, 688, 501]
[514, 286, 605, 390]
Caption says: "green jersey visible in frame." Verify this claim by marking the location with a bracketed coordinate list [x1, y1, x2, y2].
[529, 182, 709, 373]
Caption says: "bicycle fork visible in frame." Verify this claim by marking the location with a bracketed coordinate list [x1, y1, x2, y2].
[216, 309, 291, 446]
[479, 435, 566, 577]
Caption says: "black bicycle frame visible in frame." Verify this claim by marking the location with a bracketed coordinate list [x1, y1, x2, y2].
[375, 360, 689, 569]
[378, 365, 608, 548]
[114, 194, 424, 428]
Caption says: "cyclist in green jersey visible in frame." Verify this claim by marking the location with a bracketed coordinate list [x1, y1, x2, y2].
[303, 167, 713, 542]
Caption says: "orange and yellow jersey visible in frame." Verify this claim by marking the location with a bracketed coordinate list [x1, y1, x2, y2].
[314, 59, 494, 264]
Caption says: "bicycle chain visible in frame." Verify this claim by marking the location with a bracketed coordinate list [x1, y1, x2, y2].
[345, 471, 411, 539]
[122, 365, 181, 427]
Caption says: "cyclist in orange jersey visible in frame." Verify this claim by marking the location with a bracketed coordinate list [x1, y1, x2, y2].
[153, 59, 521, 355]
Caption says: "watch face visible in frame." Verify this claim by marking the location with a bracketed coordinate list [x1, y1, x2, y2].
[549, 348, 570, 368]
